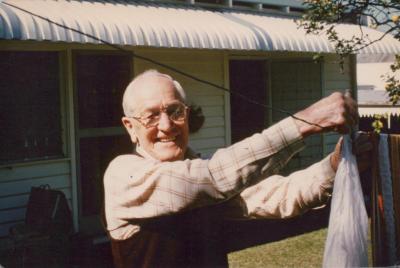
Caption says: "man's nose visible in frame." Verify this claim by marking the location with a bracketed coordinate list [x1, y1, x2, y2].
[157, 112, 173, 130]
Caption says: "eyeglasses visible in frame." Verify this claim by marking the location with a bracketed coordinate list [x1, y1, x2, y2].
[129, 102, 188, 128]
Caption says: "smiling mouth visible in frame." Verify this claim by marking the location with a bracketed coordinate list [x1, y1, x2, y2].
[158, 137, 176, 143]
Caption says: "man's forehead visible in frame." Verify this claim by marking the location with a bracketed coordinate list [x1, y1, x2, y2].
[136, 75, 171, 90]
[130, 75, 181, 109]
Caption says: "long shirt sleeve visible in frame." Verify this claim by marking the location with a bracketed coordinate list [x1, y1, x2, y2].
[104, 117, 333, 239]
[240, 154, 335, 219]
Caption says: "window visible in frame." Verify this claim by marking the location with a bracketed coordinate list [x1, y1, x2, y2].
[229, 60, 268, 143]
[0, 51, 63, 164]
[74, 53, 132, 217]
[75, 54, 131, 128]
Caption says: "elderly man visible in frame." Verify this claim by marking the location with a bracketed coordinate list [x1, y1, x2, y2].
[104, 69, 361, 267]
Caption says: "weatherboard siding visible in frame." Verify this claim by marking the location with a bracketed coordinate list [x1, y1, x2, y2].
[0, 159, 72, 238]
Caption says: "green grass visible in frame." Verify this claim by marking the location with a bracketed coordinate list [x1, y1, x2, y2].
[228, 227, 373, 268]
[228, 228, 328, 268]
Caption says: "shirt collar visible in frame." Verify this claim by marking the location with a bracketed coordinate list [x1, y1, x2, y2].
[135, 144, 159, 161]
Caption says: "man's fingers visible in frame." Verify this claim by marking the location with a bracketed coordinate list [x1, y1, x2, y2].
[330, 136, 343, 172]
[294, 91, 359, 137]
[344, 92, 358, 126]
[329, 92, 358, 134]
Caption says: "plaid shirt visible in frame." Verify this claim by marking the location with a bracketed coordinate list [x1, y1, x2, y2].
[104, 117, 335, 240]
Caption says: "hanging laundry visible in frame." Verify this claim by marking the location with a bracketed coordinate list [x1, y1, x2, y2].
[370, 134, 400, 266]
[390, 135, 400, 260]
[323, 135, 369, 268]
[378, 134, 396, 264]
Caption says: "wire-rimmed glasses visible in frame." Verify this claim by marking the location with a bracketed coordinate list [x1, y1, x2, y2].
[129, 102, 188, 128]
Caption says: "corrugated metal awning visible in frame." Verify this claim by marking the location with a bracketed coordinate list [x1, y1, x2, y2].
[1, 0, 400, 53]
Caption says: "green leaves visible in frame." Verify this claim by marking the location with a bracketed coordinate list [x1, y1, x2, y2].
[300, 0, 400, 108]
[372, 114, 387, 133]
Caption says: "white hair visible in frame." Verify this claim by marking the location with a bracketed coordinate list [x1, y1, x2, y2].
[122, 69, 187, 117]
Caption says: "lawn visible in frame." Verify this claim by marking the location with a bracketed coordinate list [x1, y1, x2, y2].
[228, 227, 327, 268]
[228, 227, 372, 268]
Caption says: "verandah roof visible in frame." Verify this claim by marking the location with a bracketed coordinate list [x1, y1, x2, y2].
[1, 0, 400, 54]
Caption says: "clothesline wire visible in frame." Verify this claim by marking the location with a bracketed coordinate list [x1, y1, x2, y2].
[3, 1, 327, 130]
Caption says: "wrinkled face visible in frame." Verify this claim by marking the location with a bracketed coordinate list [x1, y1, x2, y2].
[122, 76, 189, 161]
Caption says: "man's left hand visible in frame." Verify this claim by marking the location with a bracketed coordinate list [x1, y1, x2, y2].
[330, 133, 373, 172]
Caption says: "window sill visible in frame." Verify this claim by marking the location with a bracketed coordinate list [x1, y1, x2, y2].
[0, 157, 71, 170]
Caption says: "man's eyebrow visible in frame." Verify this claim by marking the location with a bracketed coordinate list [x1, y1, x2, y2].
[139, 103, 160, 111]
[137, 101, 183, 115]
[139, 108, 158, 115]
[132, 107, 154, 117]
[164, 100, 183, 106]
[141, 107, 157, 111]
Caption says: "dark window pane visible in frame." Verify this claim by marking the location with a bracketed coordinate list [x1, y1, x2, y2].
[75, 54, 131, 128]
[0, 51, 62, 164]
[79, 135, 132, 216]
[230, 60, 267, 143]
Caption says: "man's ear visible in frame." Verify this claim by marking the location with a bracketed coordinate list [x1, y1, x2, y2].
[122, 117, 138, 144]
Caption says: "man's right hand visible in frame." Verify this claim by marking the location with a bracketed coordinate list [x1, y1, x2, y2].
[293, 92, 358, 138]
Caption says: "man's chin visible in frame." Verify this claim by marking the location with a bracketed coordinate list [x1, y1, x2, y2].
[155, 150, 184, 162]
